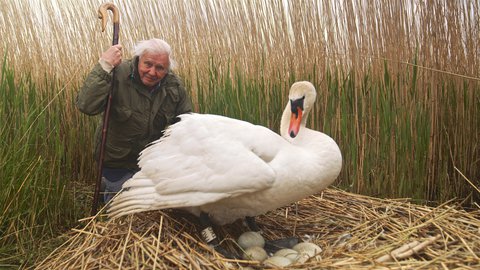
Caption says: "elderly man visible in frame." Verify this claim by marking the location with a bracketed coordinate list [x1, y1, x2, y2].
[76, 38, 192, 203]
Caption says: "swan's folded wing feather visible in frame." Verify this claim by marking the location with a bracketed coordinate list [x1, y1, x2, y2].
[108, 113, 283, 217]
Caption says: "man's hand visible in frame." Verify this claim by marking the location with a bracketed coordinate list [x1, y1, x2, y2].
[100, 44, 123, 69]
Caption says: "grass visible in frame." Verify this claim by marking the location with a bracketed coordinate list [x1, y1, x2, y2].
[0, 60, 93, 268]
[193, 56, 479, 204]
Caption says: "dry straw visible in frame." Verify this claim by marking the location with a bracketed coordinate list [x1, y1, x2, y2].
[35, 188, 480, 269]
[1, 0, 478, 87]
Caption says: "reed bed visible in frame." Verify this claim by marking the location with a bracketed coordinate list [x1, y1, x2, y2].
[0, 0, 477, 202]
[1, 0, 478, 84]
[1, 0, 479, 268]
[35, 188, 480, 269]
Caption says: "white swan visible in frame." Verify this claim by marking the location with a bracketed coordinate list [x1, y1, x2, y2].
[108, 81, 342, 226]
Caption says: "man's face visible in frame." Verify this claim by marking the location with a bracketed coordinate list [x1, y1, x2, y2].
[138, 52, 169, 88]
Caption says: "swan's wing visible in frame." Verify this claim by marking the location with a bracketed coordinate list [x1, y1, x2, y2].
[108, 113, 284, 217]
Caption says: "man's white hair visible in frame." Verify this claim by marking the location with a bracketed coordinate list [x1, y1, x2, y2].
[133, 38, 177, 70]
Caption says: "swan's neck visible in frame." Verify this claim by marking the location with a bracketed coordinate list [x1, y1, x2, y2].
[280, 104, 291, 138]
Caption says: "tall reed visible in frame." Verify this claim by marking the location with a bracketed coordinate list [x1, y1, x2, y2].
[0, 59, 93, 267]
[194, 54, 479, 204]
[0, 0, 479, 266]
[0, 0, 477, 203]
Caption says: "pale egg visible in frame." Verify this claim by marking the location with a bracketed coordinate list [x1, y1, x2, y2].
[237, 231, 265, 249]
[292, 242, 322, 257]
[242, 246, 268, 261]
[274, 248, 299, 262]
[263, 256, 292, 268]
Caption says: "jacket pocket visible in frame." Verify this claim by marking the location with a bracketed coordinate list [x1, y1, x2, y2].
[93, 126, 132, 163]
[112, 106, 132, 122]
[161, 87, 181, 121]
[166, 87, 180, 102]
[105, 137, 132, 161]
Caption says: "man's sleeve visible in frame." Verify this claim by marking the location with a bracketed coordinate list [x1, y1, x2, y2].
[76, 63, 113, 115]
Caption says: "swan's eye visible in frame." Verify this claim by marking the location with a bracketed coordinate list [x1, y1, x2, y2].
[290, 96, 305, 115]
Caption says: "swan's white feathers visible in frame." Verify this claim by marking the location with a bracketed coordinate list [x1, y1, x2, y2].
[108, 113, 281, 217]
[108, 81, 343, 225]
[109, 192, 228, 216]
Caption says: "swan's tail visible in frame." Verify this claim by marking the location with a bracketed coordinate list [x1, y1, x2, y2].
[106, 172, 217, 218]
[106, 172, 159, 218]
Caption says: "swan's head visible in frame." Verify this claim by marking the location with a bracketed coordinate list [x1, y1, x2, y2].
[281, 81, 317, 139]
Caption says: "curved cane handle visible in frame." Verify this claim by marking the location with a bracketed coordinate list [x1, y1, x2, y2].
[98, 3, 120, 32]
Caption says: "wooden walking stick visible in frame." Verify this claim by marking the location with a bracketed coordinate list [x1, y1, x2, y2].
[91, 2, 120, 215]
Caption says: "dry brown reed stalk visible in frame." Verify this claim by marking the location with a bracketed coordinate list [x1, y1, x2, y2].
[35, 188, 480, 270]
[1, 0, 478, 89]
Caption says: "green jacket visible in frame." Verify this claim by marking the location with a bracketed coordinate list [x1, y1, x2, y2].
[76, 57, 192, 169]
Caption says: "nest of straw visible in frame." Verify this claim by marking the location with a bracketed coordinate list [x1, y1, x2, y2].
[35, 188, 480, 269]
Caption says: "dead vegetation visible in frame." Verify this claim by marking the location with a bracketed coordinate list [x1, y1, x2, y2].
[35, 188, 480, 269]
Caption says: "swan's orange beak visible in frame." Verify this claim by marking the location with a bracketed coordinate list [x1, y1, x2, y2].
[288, 107, 303, 138]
